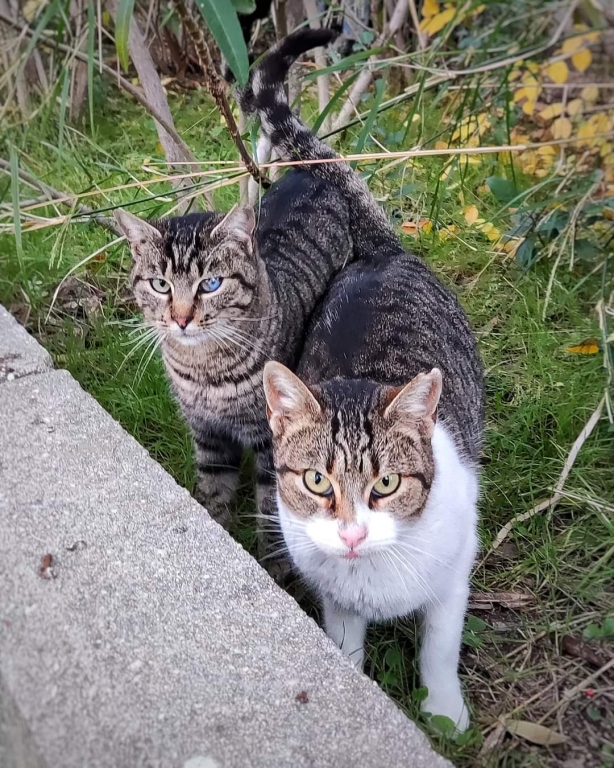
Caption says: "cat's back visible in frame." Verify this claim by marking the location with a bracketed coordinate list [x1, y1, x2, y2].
[298, 250, 484, 461]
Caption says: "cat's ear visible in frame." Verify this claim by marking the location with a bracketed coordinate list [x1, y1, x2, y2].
[383, 368, 442, 427]
[114, 209, 162, 256]
[210, 206, 255, 250]
[263, 362, 321, 436]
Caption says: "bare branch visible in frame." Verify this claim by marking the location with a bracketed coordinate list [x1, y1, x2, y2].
[172, 0, 269, 188]
[303, 0, 330, 135]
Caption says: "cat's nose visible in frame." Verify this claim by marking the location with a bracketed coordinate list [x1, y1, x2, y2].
[174, 315, 192, 330]
[339, 524, 367, 549]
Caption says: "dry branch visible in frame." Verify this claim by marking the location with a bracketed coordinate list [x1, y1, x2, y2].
[0, 157, 121, 234]
[172, 0, 269, 188]
[333, 0, 408, 132]
[303, 0, 331, 135]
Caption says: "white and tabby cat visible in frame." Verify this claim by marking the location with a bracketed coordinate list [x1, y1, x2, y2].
[242, 30, 484, 731]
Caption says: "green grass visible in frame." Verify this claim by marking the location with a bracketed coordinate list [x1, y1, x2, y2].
[1, 61, 613, 767]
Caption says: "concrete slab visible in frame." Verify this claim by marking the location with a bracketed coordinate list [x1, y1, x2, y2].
[0, 369, 450, 768]
[0, 306, 53, 383]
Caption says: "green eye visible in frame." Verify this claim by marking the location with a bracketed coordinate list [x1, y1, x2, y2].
[371, 474, 401, 498]
[151, 278, 171, 294]
[303, 470, 333, 496]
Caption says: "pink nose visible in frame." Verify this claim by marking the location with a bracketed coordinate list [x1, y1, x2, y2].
[339, 524, 367, 549]
[174, 316, 192, 329]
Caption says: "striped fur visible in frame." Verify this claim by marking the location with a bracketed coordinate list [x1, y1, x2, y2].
[115, 171, 353, 543]
[249, 32, 485, 727]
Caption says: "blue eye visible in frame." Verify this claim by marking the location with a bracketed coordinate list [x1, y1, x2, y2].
[199, 276, 223, 293]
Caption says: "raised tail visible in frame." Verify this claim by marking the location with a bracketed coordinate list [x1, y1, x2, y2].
[238, 29, 401, 258]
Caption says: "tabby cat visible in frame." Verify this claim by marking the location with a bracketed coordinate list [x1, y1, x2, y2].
[241, 30, 484, 731]
[114, 170, 352, 542]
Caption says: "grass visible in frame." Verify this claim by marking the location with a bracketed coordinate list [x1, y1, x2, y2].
[2, 16, 614, 767]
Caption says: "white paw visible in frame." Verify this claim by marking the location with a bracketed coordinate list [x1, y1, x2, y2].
[421, 691, 470, 733]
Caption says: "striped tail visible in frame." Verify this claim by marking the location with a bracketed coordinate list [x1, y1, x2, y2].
[238, 29, 401, 259]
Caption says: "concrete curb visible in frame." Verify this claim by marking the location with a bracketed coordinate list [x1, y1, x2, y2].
[0, 306, 451, 768]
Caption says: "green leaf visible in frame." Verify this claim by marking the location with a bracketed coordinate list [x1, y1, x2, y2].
[304, 47, 385, 80]
[383, 646, 403, 670]
[465, 615, 487, 633]
[354, 77, 385, 157]
[194, 0, 249, 86]
[231, 0, 256, 12]
[574, 239, 600, 261]
[487, 175, 518, 204]
[462, 632, 482, 648]
[313, 71, 360, 135]
[429, 715, 457, 736]
[603, 617, 614, 637]
[411, 686, 429, 703]
[515, 237, 537, 268]
[583, 622, 603, 640]
[115, 0, 136, 72]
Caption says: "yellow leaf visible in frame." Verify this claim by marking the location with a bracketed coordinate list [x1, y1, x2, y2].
[434, 140, 448, 150]
[539, 103, 563, 121]
[401, 219, 432, 236]
[464, 205, 479, 225]
[552, 116, 572, 140]
[561, 36, 584, 56]
[522, 99, 537, 116]
[422, 0, 440, 18]
[506, 720, 567, 746]
[567, 98, 583, 116]
[546, 60, 569, 84]
[581, 85, 599, 104]
[572, 48, 592, 72]
[565, 338, 600, 355]
[421, 7, 456, 34]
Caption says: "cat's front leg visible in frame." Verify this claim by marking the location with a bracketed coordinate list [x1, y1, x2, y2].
[419, 580, 470, 732]
[193, 433, 243, 529]
[322, 597, 367, 669]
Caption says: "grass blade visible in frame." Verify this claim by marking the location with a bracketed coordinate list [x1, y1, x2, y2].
[87, 0, 95, 131]
[9, 145, 23, 270]
[115, 0, 136, 71]
[304, 47, 385, 80]
[354, 77, 386, 157]
[194, 0, 249, 86]
[312, 71, 360, 135]
[58, 70, 70, 156]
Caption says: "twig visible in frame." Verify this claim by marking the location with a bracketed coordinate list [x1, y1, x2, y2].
[172, 0, 269, 188]
[487, 395, 606, 555]
[538, 656, 614, 724]
[333, 0, 408, 132]
[0, 157, 120, 234]
[407, 0, 427, 51]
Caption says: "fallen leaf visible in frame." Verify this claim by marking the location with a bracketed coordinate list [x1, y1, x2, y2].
[421, 7, 456, 35]
[401, 219, 431, 235]
[572, 48, 592, 73]
[545, 60, 569, 85]
[581, 85, 599, 104]
[566, 338, 600, 355]
[505, 720, 567, 746]
[421, 0, 440, 17]
[561, 634, 603, 668]
[561, 36, 585, 56]
[552, 116, 572, 140]
[567, 98, 583, 116]
[522, 99, 536, 116]
[539, 102, 563, 121]
[464, 205, 479, 225]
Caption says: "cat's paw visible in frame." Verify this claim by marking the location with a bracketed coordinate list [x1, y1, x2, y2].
[421, 691, 470, 733]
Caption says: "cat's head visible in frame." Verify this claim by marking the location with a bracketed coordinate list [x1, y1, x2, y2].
[115, 207, 258, 346]
[263, 362, 442, 560]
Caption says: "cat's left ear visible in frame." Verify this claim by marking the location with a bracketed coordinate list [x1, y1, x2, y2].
[114, 209, 162, 256]
[263, 362, 321, 437]
[211, 206, 255, 251]
[383, 368, 442, 429]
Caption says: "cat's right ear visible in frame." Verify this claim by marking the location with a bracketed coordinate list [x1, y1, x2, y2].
[263, 362, 321, 437]
[114, 209, 162, 257]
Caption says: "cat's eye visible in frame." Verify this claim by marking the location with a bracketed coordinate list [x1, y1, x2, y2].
[303, 470, 333, 497]
[199, 276, 223, 293]
[150, 278, 171, 294]
[371, 474, 401, 498]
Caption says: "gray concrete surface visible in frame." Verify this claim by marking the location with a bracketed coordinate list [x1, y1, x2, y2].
[0, 310, 450, 768]
[0, 306, 53, 382]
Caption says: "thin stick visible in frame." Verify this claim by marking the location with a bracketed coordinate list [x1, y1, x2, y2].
[486, 395, 606, 555]
[172, 0, 269, 188]
[538, 656, 614, 723]
[303, 0, 330, 135]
